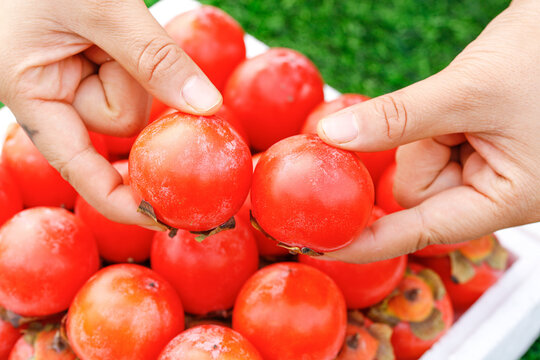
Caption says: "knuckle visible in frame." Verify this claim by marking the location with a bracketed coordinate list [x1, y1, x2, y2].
[136, 39, 184, 85]
[373, 93, 410, 142]
[413, 207, 447, 252]
[56, 146, 93, 184]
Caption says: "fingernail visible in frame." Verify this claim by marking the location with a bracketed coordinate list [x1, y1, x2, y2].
[182, 75, 222, 112]
[320, 111, 359, 144]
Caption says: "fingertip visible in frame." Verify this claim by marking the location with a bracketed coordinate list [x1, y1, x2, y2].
[317, 110, 359, 145]
[180, 75, 223, 115]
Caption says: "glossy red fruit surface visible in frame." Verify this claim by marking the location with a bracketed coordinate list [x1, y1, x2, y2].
[67, 264, 184, 360]
[216, 105, 250, 147]
[1, 124, 76, 209]
[251, 134, 374, 253]
[376, 162, 403, 214]
[224, 48, 324, 151]
[75, 160, 154, 263]
[301, 94, 396, 185]
[233, 262, 347, 360]
[0, 207, 99, 317]
[7, 337, 32, 360]
[237, 153, 289, 257]
[129, 112, 252, 231]
[165, 6, 246, 91]
[0, 319, 20, 360]
[26, 329, 77, 360]
[0, 161, 22, 227]
[299, 254, 407, 309]
[414, 243, 467, 257]
[158, 325, 262, 360]
[151, 216, 259, 315]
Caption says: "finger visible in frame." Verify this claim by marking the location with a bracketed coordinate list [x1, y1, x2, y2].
[73, 60, 151, 136]
[71, 0, 222, 115]
[83, 45, 113, 65]
[12, 99, 165, 230]
[323, 185, 507, 264]
[394, 138, 463, 208]
[317, 68, 491, 152]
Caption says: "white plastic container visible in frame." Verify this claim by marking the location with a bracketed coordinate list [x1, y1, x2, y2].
[1, 0, 539, 358]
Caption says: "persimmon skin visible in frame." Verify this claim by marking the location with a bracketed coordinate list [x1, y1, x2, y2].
[300, 255, 407, 309]
[0, 319, 20, 360]
[1, 124, 76, 209]
[376, 162, 404, 214]
[165, 6, 246, 91]
[129, 112, 252, 231]
[7, 336, 32, 360]
[419, 254, 505, 312]
[0, 207, 100, 317]
[251, 134, 374, 253]
[233, 262, 347, 360]
[67, 264, 184, 360]
[158, 325, 262, 360]
[151, 216, 259, 315]
[224, 48, 324, 151]
[0, 160, 22, 227]
[75, 160, 154, 263]
[388, 264, 454, 360]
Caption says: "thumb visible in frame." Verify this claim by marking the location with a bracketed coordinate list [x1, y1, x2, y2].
[72, 0, 222, 115]
[317, 68, 487, 152]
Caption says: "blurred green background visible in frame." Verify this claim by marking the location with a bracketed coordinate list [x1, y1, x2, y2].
[2, 0, 540, 357]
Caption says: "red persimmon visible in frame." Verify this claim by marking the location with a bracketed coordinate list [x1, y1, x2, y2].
[299, 255, 407, 309]
[75, 160, 154, 263]
[1, 124, 76, 209]
[158, 325, 262, 360]
[0, 161, 22, 227]
[67, 264, 184, 360]
[251, 134, 374, 253]
[418, 234, 508, 312]
[7, 337, 32, 360]
[336, 311, 394, 360]
[413, 243, 467, 257]
[165, 6, 246, 91]
[129, 112, 252, 231]
[102, 134, 137, 158]
[301, 94, 396, 185]
[151, 216, 259, 315]
[88, 132, 109, 159]
[376, 162, 403, 214]
[216, 105, 250, 147]
[0, 207, 99, 317]
[9, 328, 76, 360]
[233, 262, 347, 360]
[299, 205, 405, 309]
[368, 264, 454, 360]
[237, 153, 289, 257]
[224, 48, 324, 151]
[0, 319, 19, 360]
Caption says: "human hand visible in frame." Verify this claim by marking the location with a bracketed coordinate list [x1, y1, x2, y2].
[317, 0, 540, 262]
[0, 0, 222, 228]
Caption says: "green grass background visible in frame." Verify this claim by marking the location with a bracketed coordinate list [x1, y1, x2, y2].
[2, 0, 539, 357]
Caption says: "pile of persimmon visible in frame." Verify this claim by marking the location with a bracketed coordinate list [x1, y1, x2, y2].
[0, 4, 511, 360]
